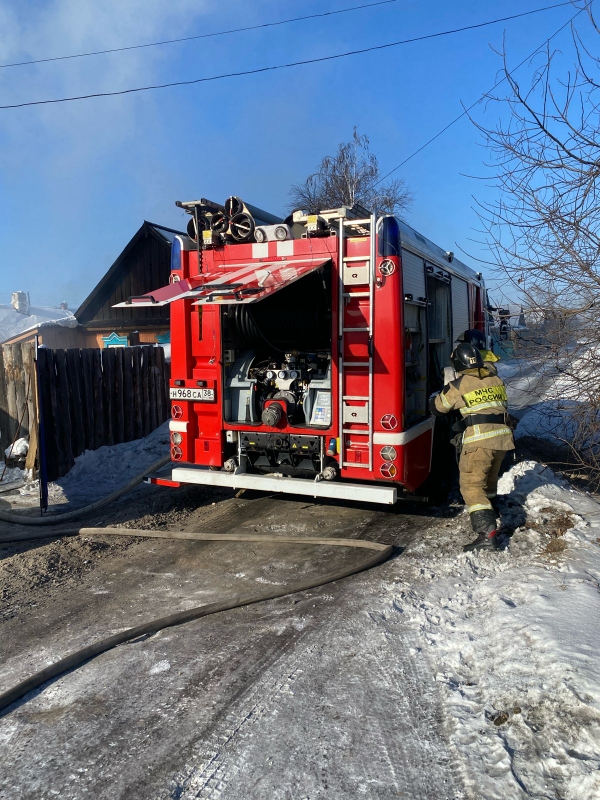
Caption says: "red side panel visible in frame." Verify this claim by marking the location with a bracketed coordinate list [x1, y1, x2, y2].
[371, 251, 403, 484]
[191, 305, 223, 466]
[402, 428, 434, 492]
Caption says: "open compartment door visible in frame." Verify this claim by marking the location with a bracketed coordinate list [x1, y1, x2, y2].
[112, 278, 201, 308]
[191, 258, 331, 305]
[112, 258, 331, 308]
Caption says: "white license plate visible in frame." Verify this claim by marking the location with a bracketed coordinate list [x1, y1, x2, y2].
[170, 387, 215, 402]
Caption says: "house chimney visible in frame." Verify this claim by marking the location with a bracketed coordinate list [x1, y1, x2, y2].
[11, 291, 30, 315]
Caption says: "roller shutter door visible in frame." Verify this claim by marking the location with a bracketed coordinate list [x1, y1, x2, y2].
[401, 249, 425, 299]
[452, 278, 470, 343]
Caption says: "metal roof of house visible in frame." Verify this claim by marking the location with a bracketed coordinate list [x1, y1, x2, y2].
[146, 222, 185, 245]
[75, 220, 186, 325]
[0, 304, 77, 344]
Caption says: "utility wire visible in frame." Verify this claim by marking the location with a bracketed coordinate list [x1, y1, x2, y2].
[0, 2, 573, 111]
[373, 4, 586, 185]
[0, 0, 399, 70]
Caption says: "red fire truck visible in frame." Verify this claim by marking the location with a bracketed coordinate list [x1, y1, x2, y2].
[118, 198, 486, 505]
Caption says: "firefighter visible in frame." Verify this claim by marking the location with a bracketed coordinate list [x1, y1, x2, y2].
[430, 342, 515, 551]
[444, 329, 500, 384]
[458, 329, 500, 367]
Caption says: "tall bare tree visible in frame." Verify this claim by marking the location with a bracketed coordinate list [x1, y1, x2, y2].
[289, 128, 412, 217]
[473, 3, 600, 483]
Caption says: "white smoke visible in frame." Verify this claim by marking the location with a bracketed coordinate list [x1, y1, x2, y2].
[0, 0, 220, 303]
[0, 1, 214, 158]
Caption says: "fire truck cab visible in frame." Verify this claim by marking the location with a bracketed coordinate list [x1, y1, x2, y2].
[119, 200, 486, 505]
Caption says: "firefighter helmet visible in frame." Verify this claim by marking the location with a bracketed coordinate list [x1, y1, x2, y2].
[451, 342, 483, 372]
[459, 329, 486, 350]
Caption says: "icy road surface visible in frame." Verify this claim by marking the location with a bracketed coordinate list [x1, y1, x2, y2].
[0, 492, 467, 800]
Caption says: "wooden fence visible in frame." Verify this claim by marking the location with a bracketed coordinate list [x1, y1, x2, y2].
[0, 342, 36, 457]
[0, 344, 169, 481]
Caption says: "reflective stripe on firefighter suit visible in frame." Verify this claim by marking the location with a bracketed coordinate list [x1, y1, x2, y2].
[433, 366, 514, 514]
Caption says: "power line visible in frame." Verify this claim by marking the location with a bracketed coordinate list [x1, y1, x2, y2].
[0, 0, 399, 70]
[0, 2, 572, 111]
[373, 4, 586, 185]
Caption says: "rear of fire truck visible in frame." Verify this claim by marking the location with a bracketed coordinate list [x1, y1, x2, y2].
[118, 196, 471, 505]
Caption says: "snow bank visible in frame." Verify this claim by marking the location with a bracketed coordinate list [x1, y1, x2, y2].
[0, 464, 27, 486]
[19, 423, 170, 507]
[514, 399, 585, 444]
[387, 461, 600, 798]
[5, 437, 28, 458]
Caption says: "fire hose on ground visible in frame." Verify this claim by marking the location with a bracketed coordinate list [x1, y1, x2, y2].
[0, 456, 392, 716]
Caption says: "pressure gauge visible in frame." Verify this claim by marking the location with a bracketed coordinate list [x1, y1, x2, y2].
[278, 370, 287, 379]
[289, 370, 299, 380]
[266, 370, 275, 380]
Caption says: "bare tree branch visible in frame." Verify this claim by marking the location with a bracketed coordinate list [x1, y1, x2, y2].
[289, 128, 412, 217]
[471, 3, 600, 483]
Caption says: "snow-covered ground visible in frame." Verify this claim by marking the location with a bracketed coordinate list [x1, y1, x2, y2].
[8, 431, 600, 796]
[497, 349, 599, 450]
[0, 424, 169, 507]
[390, 460, 600, 798]
[0, 465, 28, 487]
[16, 422, 170, 508]
[8, 449, 598, 798]
[444, 349, 600, 794]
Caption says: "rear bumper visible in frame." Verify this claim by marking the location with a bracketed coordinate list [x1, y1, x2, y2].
[146, 466, 397, 505]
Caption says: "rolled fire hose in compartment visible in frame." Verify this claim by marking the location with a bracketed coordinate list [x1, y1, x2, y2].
[180, 195, 283, 245]
[228, 268, 331, 353]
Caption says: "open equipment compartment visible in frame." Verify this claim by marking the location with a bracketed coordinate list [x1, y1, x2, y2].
[220, 261, 334, 477]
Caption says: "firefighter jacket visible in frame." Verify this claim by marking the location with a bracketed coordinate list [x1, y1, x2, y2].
[432, 366, 515, 454]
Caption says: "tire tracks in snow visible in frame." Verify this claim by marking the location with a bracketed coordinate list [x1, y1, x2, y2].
[169, 620, 330, 799]
[169, 558, 469, 800]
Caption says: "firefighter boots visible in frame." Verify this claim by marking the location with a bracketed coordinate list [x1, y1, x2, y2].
[463, 508, 498, 552]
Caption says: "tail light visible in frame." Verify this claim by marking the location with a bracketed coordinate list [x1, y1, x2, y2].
[380, 463, 397, 479]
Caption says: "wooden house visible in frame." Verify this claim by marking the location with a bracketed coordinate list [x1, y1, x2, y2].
[2, 221, 183, 349]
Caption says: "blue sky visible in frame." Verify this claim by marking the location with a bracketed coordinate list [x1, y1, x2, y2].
[0, 0, 580, 309]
